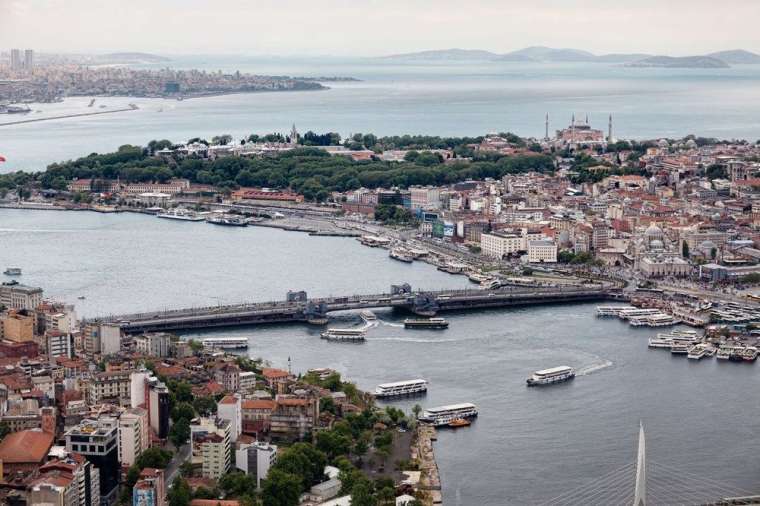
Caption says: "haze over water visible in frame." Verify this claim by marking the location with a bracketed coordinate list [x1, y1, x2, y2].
[3, 209, 760, 504]
[3, 57, 760, 172]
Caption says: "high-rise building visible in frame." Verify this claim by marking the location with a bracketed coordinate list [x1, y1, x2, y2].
[10, 48, 22, 70]
[217, 394, 242, 442]
[191, 417, 232, 480]
[65, 417, 120, 504]
[24, 49, 34, 71]
[148, 379, 170, 440]
[235, 441, 277, 488]
[118, 407, 149, 467]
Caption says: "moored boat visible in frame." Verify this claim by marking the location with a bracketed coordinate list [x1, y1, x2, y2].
[670, 343, 689, 355]
[206, 215, 248, 227]
[526, 366, 575, 386]
[389, 248, 414, 263]
[157, 208, 205, 222]
[648, 337, 673, 349]
[687, 345, 707, 360]
[3, 267, 22, 276]
[419, 402, 478, 426]
[448, 418, 471, 428]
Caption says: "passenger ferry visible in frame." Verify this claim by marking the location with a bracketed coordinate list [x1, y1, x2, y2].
[202, 337, 249, 350]
[717, 344, 742, 360]
[670, 342, 689, 355]
[648, 337, 673, 349]
[526, 366, 575, 386]
[360, 310, 377, 322]
[420, 403, 478, 426]
[375, 379, 428, 398]
[596, 306, 634, 317]
[687, 345, 707, 360]
[156, 208, 205, 222]
[320, 327, 366, 342]
[3, 267, 21, 276]
[206, 216, 248, 227]
[389, 248, 414, 263]
[403, 317, 449, 329]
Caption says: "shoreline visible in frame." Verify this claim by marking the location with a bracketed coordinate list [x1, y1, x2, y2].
[0, 105, 139, 127]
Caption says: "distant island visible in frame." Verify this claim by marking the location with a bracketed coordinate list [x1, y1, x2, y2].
[379, 46, 760, 68]
[625, 55, 730, 69]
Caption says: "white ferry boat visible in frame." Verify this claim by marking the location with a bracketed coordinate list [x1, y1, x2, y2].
[389, 248, 414, 263]
[375, 379, 428, 398]
[618, 308, 662, 320]
[648, 337, 673, 349]
[526, 366, 575, 386]
[3, 267, 21, 276]
[202, 337, 249, 349]
[628, 313, 680, 327]
[156, 208, 205, 222]
[420, 402, 478, 426]
[360, 310, 377, 322]
[320, 327, 366, 342]
[596, 306, 634, 317]
[670, 342, 689, 355]
[687, 345, 707, 360]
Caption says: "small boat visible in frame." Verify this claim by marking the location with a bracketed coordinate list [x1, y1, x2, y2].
[404, 317, 449, 329]
[3, 267, 22, 276]
[448, 418, 471, 428]
[527, 366, 575, 386]
[77, 295, 86, 300]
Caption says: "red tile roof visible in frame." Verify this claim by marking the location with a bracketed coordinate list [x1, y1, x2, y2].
[0, 430, 54, 463]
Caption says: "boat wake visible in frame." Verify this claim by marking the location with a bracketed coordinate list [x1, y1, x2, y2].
[365, 336, 461, 344]
[377, 320, 404, 328]
[576, 360, 613, 376]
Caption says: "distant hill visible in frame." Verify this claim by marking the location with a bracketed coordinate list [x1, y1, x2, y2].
[97, 52, 171, 64]
[626, 55, 730, 69]
[706, 49, 760, 64]
[498, 46, 596, 62]
[595, 53, 653, 63]
[380, 48, 500, 61]
[379, 47, 759, 67]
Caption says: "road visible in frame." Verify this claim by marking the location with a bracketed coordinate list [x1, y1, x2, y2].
[165, 443, 191, 487]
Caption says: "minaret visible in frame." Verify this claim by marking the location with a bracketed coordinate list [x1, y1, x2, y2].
[290, 124, 298, 144]
[545, 113, 549, 141]
[585, 114, 589, 125]
[287, 356, 292, 375]
[571, 114, 576, 143]
[608, 114, 614, 143]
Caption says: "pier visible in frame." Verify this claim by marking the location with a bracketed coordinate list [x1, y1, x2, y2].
[0, 104, 138, 127]
[90, 283, 618, 334]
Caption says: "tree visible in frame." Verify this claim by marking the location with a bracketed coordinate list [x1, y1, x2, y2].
[350, 478, 377, 506]
[168, 477, 192, 506]
[682, 241, 690, 258]
[192, 396, 217, 416]
[412, 404, 422, 420]
[169, 418, 191, 448]
[711, 247, 718, 260]
[219, 470, 257, 498]
[171, 402, 195, 423]
[136, 447, 173, 469]
[173, 382, 194, 403]
[261, 469, 302, 506]
[316, 430, 352, 461]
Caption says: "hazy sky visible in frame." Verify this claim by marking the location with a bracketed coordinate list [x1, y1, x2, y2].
[2, 0, 758, 57]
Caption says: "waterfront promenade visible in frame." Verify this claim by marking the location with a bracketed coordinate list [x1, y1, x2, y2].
[91, 284, 618, 333]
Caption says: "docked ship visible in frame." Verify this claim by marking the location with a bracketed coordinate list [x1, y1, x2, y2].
[404, 317, 449, 329]
[687, 345, 707, 360]
[3, 267, 21, 276]
[670, 342, 689, 355]
[320, 327, 366, 342]
[596, 306, 635, 317]
[648, 337, 673, 349]
[206, 215, 248, 227]
[202, 337, 249, 350]
[375, 379, 428, 398]
[526, 366, 575, 386]
[419, 402, 478, 426]
[156, 208, 205, 222]
[389, 248, 413, 263]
